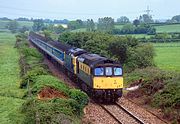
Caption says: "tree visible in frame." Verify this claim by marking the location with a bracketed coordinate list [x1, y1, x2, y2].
[54, 25, 65, 34]
[32, 19, 45, 31]
[6, 20, 19, 33]
[68, 19, 84, 30]
[133, 19, 140, 27]
[171, 15, 180, 23]
[19, 26, 29, 33]
[125, 43, 154, 70]
[43, 30, 52, 41]
[121, 24, 134, 34]
[139, 14, 154, 23]
[117, 16, 130, 24]
[86, 19, 95, 31]
[108, 36, 139, 64]
[97, 17, 114, 33]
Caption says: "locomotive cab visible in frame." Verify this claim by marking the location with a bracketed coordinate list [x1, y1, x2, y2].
[93, 66, 123, 89]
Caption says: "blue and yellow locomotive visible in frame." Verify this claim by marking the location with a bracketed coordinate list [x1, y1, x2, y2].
[29, 32, 123, 102]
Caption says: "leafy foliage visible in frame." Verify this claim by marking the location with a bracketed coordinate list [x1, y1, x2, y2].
[117, 16, 130, 24]
[29, 75, 69, 96]
[20, 67, 49, 88]
[126, 67, 180, 122]
[68, 19, 85, 30]
[125, 43, 155, 71]
[59, 32, 155, 72]
[21, 98, 79, 124]
[16, 33, 88, 123]
[32, 19, 45, 31]
[6, 20, 19, 33]
[86, 19, 95, 31]
[69, 89, 89, 110]
[97, 17, 115, 33]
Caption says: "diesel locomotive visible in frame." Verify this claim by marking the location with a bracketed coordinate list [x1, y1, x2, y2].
[28, 32, 123, 102]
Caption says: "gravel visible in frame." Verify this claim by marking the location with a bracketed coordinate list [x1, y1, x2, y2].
[118, 97, 168, 124]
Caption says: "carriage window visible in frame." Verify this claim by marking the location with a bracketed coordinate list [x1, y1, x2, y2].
[105, 67, 112, 76]
[114, 67, 122, 76]
[94, 67, 104, 76]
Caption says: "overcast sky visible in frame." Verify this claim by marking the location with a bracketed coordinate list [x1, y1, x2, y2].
[0, 0, 179, 21]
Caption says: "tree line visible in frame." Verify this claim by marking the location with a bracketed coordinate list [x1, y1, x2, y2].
[58, 32, 154, 72]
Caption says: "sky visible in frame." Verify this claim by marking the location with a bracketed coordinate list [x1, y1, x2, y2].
[0, 0, 179, 21]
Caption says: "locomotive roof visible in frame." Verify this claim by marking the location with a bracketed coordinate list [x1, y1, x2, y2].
[48, 41, 72, 52]
[78, 53, 119, 67]
[67, 48, 87, 56]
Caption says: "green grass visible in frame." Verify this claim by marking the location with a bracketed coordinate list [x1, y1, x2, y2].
[17, 21, 33, 28]
[114, 24, 124, 29]
[71, 28, 86, 32]
[0, 20, 33, 29]
[0, 32, 25, 123]
[0, 20, 9, 29]
[155, 24, 180, 33]
[117, 34, 153, 38]
[154, 42, 180, 72]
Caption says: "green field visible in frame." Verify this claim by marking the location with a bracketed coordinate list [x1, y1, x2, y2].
[117, 34, 153, 38]
[0, 32, 25, 123]
[154, 42, 180, 72]
[114, 24, 124, 29]
[71, 28, 86, 32]
[0, 20, 33, 29]
[154, 24, 180, 33]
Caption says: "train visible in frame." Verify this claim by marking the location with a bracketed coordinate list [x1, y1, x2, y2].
[28, 32, 123, 102]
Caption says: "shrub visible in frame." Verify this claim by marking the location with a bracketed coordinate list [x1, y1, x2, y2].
[126, 67, 180, 122]
[20, 66, 49, 88]
[29, 75, 69, 96]
[21, 98, 78, 124]
[69, 89, 89, 112]
[20, 47, 43, 59]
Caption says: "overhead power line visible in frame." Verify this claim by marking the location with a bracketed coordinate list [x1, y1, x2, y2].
[0, 5, 142, 16]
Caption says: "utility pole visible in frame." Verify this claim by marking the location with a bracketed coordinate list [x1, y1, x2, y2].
[145, 6, 152, 16]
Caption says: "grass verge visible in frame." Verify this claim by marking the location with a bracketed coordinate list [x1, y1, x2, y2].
[0, 32, 25, 123]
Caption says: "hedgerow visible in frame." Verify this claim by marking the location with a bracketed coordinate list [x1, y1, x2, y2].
[16, 33, 89, 123]
[21, 98, 79, 124]
[29, 75, 70, 96]
[20, 67, 49, 88]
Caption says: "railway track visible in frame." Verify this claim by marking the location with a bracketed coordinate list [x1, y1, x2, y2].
[100, 103, 145, 124]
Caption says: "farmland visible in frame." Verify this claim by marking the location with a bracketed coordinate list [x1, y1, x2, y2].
[0, 32, 25, 124]
[154, 42, 180, 72]
[0, 20, 33, 29]
[155, 24, 180, 33]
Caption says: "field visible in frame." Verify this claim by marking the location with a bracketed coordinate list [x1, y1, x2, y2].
[71, 28, 86, 32]
[154, 24, 180, 33]
[118, 34, 153, 38]
[154, 42, 180, 72]
[0, 32, 25, 123]
[0, 20, 33, 29]
[114, 24, 124, 29]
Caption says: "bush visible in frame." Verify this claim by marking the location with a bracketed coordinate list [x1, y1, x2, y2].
[152, 75, 180, 123]
[20, 47, 43, 59]
[29, 75, 69, 96]
[69, 89, 89, 110]
[126, 67, 180, 122]
[124, 43, 155, 71]
[153, 75, 180, 109]
[21, 98, 78, 124]
[20, 66, 49, 88]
